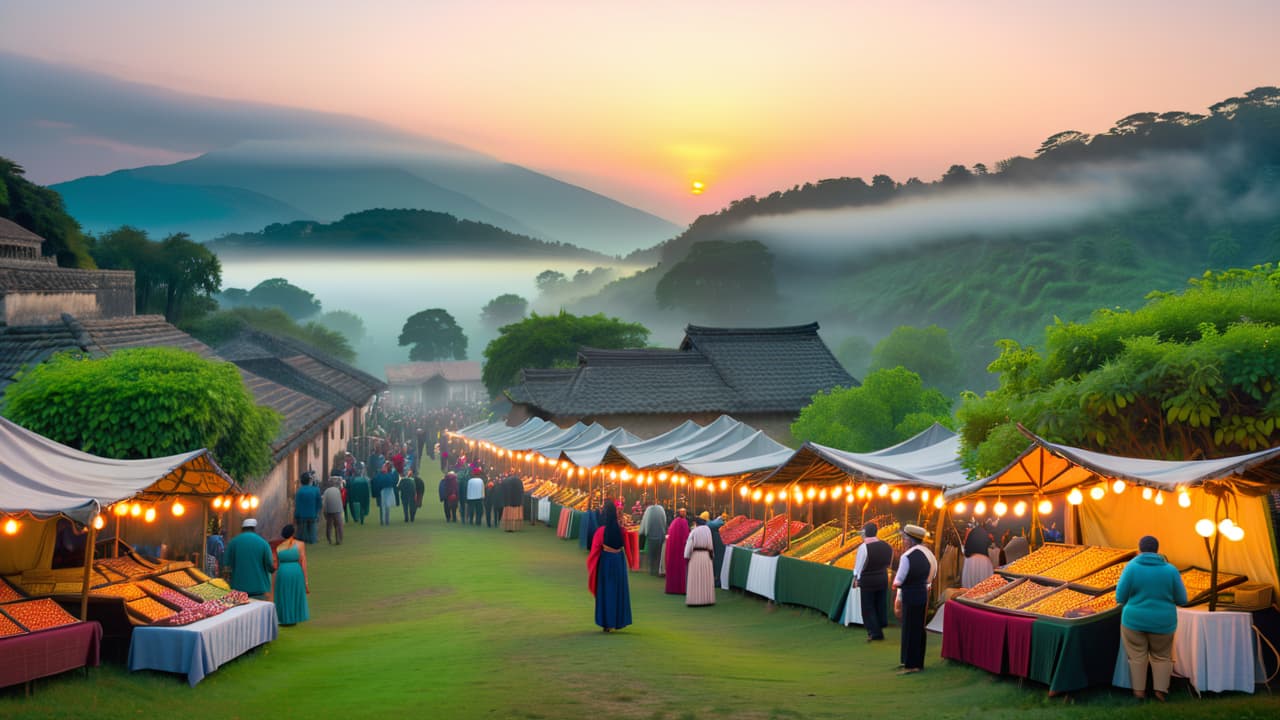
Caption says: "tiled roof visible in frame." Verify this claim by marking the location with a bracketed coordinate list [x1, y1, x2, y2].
[0, 218, 44, 248]
[506, 323, 856, 417]
[385, 361, 483, 384]
[214, 328, 386, 407]
[0, 264, 133, 292]
[0, 314, 342, 465]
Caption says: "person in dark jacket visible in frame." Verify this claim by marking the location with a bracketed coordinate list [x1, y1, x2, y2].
[441, 472, 460, 523]
[398, 471, 418, 522]
[892, 524, 937, 674]
[852, 521, 893, 642]
[1116, 535, 1187, 701]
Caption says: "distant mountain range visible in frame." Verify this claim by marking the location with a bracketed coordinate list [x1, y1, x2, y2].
[205, 208, 615, 261]
[2, 52, 680, 255]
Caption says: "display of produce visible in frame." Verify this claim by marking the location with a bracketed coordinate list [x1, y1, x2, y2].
[986, 580, 1056, 609]
[127, 597, 175, 623]
[1180, 567, 1245, 600]
[784, 525, 840, 557]
[800, 535, 848, 564]
[157, 589, 200, 610]
[187, 568, 212, 583]
[2, 598, 79, 631]
[720, 515, 749, 532]
[829, 536, 866, 569]
[735, 526, 767, 549]
[160, 570, 198, 588]
[1022, 587, 1096, 617]
[959, 574, 1011, 601]
[1072, 563, 1127, 591]
[754, 515, 809, 555]
[0, 578, 24, 603]
[91, 583, 147, 601]
[135, 579, 169, 597]
[1063, 593, 1119, 618]
[1000, 543, 1084, 576]
[720, 518, 764, 545]
[187, 582, 231, 601]
[1036, 546, 1132, 582]
[97, 556, 154, 578]
[209, 578, 231, 591]
[216, 590, 250, 608]
[158, 599, 228, 626]
[0, 613, 26, 637]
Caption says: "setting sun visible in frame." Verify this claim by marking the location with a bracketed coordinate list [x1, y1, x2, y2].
[690, 180, 705, 195]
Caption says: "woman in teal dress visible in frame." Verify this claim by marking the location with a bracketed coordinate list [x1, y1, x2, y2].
[274, 524, 310, 625]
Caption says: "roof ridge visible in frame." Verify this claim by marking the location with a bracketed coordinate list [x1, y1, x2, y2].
[59, 313, 98, 353]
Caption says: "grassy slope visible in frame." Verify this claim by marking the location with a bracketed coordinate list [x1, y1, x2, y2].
[4, 506, 1276, 719]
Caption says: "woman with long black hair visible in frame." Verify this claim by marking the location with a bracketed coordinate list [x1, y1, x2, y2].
[587, 502, 633, 632]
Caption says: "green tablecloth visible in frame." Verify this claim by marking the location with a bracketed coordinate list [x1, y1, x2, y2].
[567, 510, 582, 540]
[524, 494, 535, 523]
[774, 555, 854, 621]
[729, 546, 753, 589]
[549, 503, 563, 530]
[1027, 611, 1122, 694]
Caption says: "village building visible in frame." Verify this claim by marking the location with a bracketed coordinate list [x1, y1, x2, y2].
[0, 218, 134, 325]
[385, 360, 485, 407]
[504, 323, 856, 440]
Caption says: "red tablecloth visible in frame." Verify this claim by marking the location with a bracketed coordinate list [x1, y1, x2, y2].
[624, 529, 640, 571]
[0, 621, 102, 689]
[942, 600, 1034, 677]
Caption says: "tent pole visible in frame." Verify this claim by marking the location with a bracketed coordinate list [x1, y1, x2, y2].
[79, 525, 97, 621]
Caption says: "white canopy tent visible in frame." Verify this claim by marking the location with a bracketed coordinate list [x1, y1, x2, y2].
[757, 424, 970, 491]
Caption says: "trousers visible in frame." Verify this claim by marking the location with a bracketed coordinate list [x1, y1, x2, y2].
[1121, 625, 1175, 694]
[467, 499, 483, 525]
[324, 512, 344, 544]
[860, 587, 888, 640]
[295, 517, 318, 544]
[899, 601, 927, 670]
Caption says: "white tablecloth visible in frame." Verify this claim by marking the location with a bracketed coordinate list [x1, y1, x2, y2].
[720, 546, 736, 590]
[1111, 605, 1262, 694]
[840, 586, 864, 626]
[537, 498, 550, 524]
[128, 600, 279, 686]
[745, 553, 779, 601]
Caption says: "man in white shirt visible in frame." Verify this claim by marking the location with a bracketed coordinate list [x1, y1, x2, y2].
[852, 522, 892, 641]
[465, 472, 486, 525]
[893, 524, 938, 674]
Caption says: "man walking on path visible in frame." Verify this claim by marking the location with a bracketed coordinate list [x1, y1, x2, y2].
[347, 464, 371, 525]
[640, 503, 668, 576]
[466, 471, 486, 525]
[322, 477, 345, 544]
[294, 471, 322, 544]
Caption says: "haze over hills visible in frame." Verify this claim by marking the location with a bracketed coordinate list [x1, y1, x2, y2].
[569, 88, 1280, 389]
[1, 52, 680, 255]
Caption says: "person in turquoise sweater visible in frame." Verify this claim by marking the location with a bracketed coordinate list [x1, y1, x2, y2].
[1115, 535, 1187, 701]
[225, 518, 276, 599]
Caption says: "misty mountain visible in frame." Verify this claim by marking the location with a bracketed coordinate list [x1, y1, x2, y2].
[205, 208, 615, 261]
[2, 52, 680, 254]
[572, 88, 1280, 390]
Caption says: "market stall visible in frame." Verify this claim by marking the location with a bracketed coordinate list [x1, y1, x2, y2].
[127, 599, 278, 686]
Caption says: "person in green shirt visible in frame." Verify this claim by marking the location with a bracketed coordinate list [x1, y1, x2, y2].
[225, 518, 276, 598]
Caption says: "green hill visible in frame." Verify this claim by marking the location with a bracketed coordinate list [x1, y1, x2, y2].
[571, 87, 1280, 391]
[204, 208, 616, 261]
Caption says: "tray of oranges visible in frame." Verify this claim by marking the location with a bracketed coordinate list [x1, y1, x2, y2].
[126, 597, 176, 623]
[984, 579, 1058, 610]
[958, 573, 1013, 603]
[2, 598, 79, 631]
[1069, 563, 1127, 592]
[1021, 587, 1097, 617]
[1033, 546, 1134, 582]
[91, 583, 147, 601]
[1000, 543, 1084, 577]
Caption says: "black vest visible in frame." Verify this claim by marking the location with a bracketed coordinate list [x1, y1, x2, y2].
[859, 540, 893, 592]
[900, 548, 932, 605]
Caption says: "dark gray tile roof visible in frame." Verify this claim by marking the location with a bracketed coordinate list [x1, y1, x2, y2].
[506, 323, 856, 417]
[0, 264, 133, 291]
[212, 328, 386, 406]
[0, 218, 44, 249]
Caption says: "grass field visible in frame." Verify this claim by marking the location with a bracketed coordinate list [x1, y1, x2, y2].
[2, 504, 1277, 720]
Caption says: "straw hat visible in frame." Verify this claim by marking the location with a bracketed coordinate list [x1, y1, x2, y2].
[901, 524, 928, 542]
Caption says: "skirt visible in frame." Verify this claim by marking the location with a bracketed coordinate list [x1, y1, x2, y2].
[501, 506, 523, 532]
[595, 551, 632, 630]
[961, 554, 994, 588]
[685, 551, 716, 606]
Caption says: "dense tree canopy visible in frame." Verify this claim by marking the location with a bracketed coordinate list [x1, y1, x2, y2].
[316, 310, 367, 345]
[186, 307, 355, 363]
[481, 312, 651, 396]
[655, 240, 779, 323]
[790, 367, 954, 452]
[91, 227, 222, 324]
[224, 277, 323, 320]
[834, 335, 873, 379]
[957, 264, 1280, 475]
[3, 348, 279, 480]
[1, 156, 94, 267]
[869, 324, 963, 397]
[399, 309, 468, 361]
[480, 294, 529, 330]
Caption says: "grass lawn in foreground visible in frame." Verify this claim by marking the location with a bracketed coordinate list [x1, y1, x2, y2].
[2, 503, 1277, 719]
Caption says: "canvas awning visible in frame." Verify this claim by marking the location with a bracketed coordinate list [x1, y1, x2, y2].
[756, 424, 970, 489]
[604, 416, 758, 470]
[559, 427, 642, 468]
[673, 430, 794, 479]
[0, 416, 241, 526]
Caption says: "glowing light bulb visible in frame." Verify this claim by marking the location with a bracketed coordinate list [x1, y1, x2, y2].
[578, 467, 587, 478]
[1178, 491, 1191, 508]
[1038, 499, 1052, 515]
[890, 488, 902, 503]
[92, 514, 106, 530]
[1013, 501, 1027, 517]
[974, 500, 986, 515]
[920, 490, 929, 503]
[765, 492, 775, 504]
[739, 486, 749, 498]
[620, 469, 631, 481]
[171, 500, 185, 517]
[1218, 518, 1235, 535]
[2, 519, 18, 535]
[831, 486, 842, 500]
[1090, 486, 1105, 501]
[250, 496, 260, 509]
[933, 495, 945, 509]
[719, 480, 727, 491]
[1225, 525, 1245, 542]
[752, 490, 763, 502]
[1112, 480, 1126, 494]
[114, 503, 130, 516]
[846, 494, 855, 504]
[695, 477, 705, 489]
[907, 490, 917, 502]
[130, 502, 143, 517]
[1067, 488, 1084, 506]
[1154, 492, 1165, 506]
[1194, 519, 1215, 538]
[658, 471, 669, 482]
[1141, 487, 1153, 501]
[818, 489, 828, 501]
[954, 501, 967, 514]
[993, 501, 1008, 517]
[806, 487, 816, 500]
[877, 484, 889, 497]
[144, 507, 157, 523]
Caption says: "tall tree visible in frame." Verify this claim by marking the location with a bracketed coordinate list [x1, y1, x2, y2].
[399, 309, 468, 361]
[3, 347, 280, 481]
[791, 367, 954, 452]
[159, 233, 222, 323]
[482, 312, 650, 396]
[242, 278, 322, 320]
[316, 310, 367, 345]
[0, 156, 94, 268]
[186, 307, 355, 363]
[480, 294, 529, 330]
[91, 227, 221, 323]
[869, 325, 963, 397]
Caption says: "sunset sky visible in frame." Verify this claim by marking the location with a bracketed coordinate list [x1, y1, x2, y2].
[2, 0, 1277, 222]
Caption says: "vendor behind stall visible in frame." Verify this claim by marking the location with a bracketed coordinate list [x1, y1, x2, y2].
[225, 518, 276, 599]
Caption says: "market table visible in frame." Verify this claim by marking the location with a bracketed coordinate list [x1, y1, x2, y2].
[1027, 610, 1121, 694]
[127, 600, 278, 686]
[1111, 605, 1263, 694]
[537, 498, 551, 524]
[0, 621, 102, 691]
[774, 555, 852, 620]
[941, 600, 1034, 676]
[727, 546, 753, 590]
[745, 553, 780, 601]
